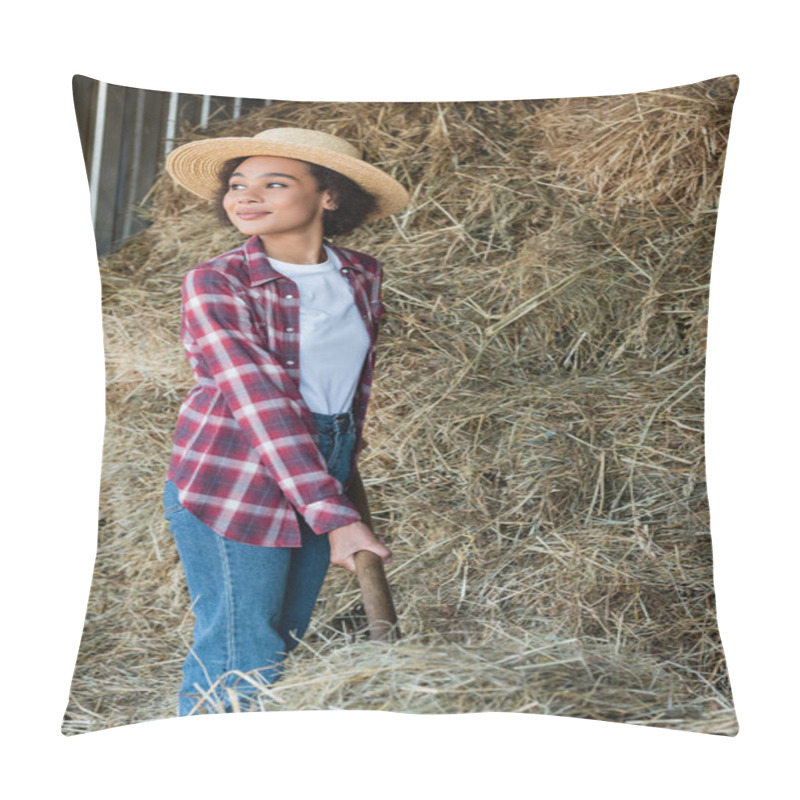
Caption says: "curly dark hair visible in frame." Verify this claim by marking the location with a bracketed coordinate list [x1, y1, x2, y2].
[214, 157, 377, 237]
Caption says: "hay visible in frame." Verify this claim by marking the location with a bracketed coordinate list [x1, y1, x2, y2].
[62, 76, 738, 735]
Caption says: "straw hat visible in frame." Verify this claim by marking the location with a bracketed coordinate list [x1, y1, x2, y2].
[166, 127, 409, 221]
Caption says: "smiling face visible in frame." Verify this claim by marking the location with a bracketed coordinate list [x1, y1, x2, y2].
[221, 155, 337, 240]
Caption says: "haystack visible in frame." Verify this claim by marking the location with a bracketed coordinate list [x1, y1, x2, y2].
[63, 76, 738, 735]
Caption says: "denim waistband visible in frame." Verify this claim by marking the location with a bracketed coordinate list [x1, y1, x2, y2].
[312, 409, 355, 433]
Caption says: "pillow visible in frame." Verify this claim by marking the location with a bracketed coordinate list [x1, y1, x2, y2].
[63, 74, 739, 734]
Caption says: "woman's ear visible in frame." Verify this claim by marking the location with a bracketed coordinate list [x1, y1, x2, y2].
[322, 189, 339, 211]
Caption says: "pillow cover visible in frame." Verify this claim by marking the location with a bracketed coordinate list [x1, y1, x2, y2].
[64, 74, 739, 734]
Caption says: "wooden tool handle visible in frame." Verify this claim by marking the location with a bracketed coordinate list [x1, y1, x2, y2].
[346, 468, 400, 641]
[354, 550, 398, 640]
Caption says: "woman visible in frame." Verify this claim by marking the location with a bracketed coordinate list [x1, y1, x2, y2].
[163, 127, 408, 715]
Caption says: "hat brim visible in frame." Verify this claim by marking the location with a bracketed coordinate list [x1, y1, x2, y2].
[166, 137, 409, 222]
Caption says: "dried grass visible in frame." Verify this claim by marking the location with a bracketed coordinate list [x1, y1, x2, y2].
[62, 76, 738, 735]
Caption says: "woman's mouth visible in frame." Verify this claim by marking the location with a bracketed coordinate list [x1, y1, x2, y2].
[236, 210, 271, 221]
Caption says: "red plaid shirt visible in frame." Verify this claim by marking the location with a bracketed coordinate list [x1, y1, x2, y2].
[167, 235, 385, 547]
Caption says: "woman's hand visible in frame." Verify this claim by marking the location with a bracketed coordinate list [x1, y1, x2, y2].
[329, 521, 392, 572]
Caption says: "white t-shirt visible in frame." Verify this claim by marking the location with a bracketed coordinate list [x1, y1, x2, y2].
[268, 245, 371, 415]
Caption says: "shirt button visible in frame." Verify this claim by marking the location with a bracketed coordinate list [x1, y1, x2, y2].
[286, 360, 296, 366]
[286, 294, 295, 299]
[286, 327, 295, 333]
[341, 268, 349, 274]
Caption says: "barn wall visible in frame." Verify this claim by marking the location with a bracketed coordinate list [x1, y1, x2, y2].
[72, 75, 272, 255]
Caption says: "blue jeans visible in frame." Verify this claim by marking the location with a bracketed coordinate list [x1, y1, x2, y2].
[164, 411, 357, 715]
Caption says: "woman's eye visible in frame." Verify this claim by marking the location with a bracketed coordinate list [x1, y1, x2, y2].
[226, 181, 286, 191]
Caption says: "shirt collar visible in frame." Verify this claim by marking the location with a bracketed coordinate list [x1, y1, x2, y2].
[243, 236, 364, 286]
